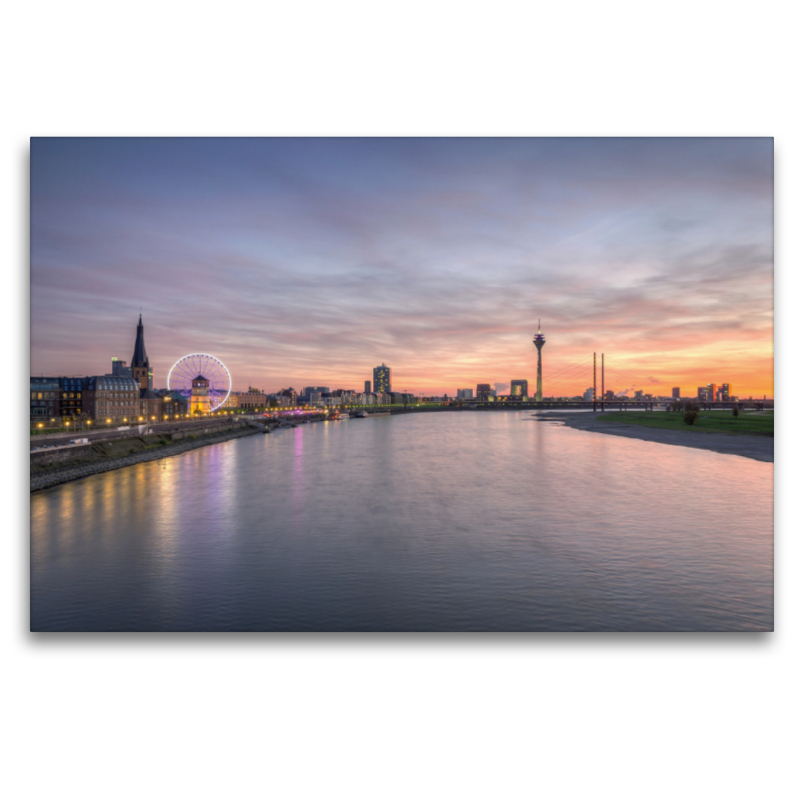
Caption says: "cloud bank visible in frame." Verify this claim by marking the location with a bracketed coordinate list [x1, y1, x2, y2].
[30, 138, 773, 397]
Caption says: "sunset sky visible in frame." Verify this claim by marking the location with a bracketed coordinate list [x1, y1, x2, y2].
[30, 137, 773, 398]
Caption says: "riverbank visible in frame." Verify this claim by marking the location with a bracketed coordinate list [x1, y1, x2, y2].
[533, 412, 774, 463]
[30, 426, 260, 493]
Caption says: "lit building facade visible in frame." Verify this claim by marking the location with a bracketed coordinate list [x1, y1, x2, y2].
[30, 378, 61, 421]
[190, 375, 212, 415]
[456, 388, 473, 399]
[238, 389, 268, 409]
[87, 376, 141, 421]
[510, 380, 529, 397]
[58, 377, 85, 419]
[373, 364, 391, 394]
[476, 384, 491, 401]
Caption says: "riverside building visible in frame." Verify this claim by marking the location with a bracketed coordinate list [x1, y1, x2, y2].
[30, 378, 61, 421]
[373, 364, 391, 394]
[510, 380, 529, 397]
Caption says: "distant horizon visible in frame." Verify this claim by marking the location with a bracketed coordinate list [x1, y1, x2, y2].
[31, 138, 774, 398]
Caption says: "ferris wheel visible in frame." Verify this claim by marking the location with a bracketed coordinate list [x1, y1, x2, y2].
[167, 353, 232, 411]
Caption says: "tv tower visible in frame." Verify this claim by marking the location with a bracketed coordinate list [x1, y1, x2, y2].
[533, 319, 546, 401]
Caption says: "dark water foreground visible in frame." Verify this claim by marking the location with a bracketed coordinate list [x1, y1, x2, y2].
[30, 412, 773, 631]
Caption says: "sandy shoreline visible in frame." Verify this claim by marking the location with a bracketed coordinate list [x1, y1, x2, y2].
[532, 412, 773, 463]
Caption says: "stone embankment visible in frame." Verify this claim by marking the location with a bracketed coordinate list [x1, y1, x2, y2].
[30, 426, 259, 493]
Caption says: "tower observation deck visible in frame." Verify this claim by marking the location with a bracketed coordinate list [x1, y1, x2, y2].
[533, 320, 546, 402]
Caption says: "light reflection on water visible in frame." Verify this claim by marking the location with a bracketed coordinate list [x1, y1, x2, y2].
[30, 412, 773, 631]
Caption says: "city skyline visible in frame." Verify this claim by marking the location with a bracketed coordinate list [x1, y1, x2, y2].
[30, 138, 773, 397]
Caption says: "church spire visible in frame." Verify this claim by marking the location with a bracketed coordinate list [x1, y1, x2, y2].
[132, 313, 148, 368]
[131, 314, 150, 393]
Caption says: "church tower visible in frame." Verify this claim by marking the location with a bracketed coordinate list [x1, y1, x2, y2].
[131, 314, 150, 392]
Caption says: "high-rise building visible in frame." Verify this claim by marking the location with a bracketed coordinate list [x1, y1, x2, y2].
[476, 384, 491, 401]
[111, 357, 132, 378]
[510, 379, 529, 397]
[720, 383, 731, 400]
[303, 386, 330, 395]
[584, 387, 594, 401]
[707, 383, 717, 402]
[672, 387, 681, 399]
[131, 314, 150, 393]
[373, 364, 391, 394]
[532, 320, 546, 401]
[697, 386, 708, 401]
[364, 380, 371, 393]
[456, 388, 473, 399]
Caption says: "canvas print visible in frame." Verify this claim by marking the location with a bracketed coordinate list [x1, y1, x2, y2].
[29, 137, 774, 631]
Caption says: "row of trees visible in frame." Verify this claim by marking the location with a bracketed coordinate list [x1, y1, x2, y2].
[666, 400, 740, 425]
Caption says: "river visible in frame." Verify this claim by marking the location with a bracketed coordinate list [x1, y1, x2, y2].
[30, 411, 773, 631]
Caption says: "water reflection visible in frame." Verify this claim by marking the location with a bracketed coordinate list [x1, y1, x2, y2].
[30, 412, 773, 631]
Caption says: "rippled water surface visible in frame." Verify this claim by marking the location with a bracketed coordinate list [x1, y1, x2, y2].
[30, 412, 773, 631]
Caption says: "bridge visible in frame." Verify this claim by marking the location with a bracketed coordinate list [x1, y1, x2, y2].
[458, 399, 773, 412]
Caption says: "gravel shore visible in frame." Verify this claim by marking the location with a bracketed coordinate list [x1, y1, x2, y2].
[30, 427, 260, 493]
[533, 412, 774, 463]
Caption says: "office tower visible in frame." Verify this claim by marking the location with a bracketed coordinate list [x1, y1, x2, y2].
[364, 380, 371, 393]
[707, 383, 717, 402]
[532, 320, 546, 401]
[510, 379, 529, 397]
[111, 357, 132, 378]
[373, 364, 391, 394]
[476, 384, 491, 401]
[672, 387, 680, 399]
[720, 383, 731, 400]
[456, 388, 473, 399]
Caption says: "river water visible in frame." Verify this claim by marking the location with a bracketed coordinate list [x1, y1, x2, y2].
[30, 411, 773, 631]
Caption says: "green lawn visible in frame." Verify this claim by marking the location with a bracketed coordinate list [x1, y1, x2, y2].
[596, 410, 773, 436]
